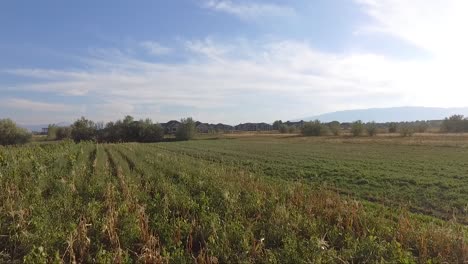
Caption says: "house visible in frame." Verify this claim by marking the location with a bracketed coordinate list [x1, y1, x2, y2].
[235, 123, 273, 131]
[284, 120, 305, 128]
[160, 120, 180, 134]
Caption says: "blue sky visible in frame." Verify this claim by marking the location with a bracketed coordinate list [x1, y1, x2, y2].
[1, 0, 467, 125]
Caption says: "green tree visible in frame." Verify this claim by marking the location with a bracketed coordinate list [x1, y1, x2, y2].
[399, 124, 415, 137]
[273, 120, 283, 130]
[46, 124, 58, 140]
[71, 117, 97, 142]
[441, 115, 466, 133]
[176, 117, 196, 141]
[351, 121, 364, 137]
[388, 122, 398, 133]
[279, 124, 289, 133]
[328, 121, 341, 136]
[56, 127, 72, 140]
[366, 121, 378, 137]
[301, 120, 329, 136]
[0, 119, 32, 146]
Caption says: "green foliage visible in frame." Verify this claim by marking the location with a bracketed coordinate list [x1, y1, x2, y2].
[272, 120, 283, 130]
[279, 124, 289, 133]
[328, 121, 341, 136]
[366, 121, 378, 136]
[351, 120, 364, 137]
[0, 118, 32, 146]
[56, 127, 72, 140]
[399, 125, 415, 137]
[287, 125, 296, 134]
[0, 139, 465, 263]
[301, 120, 329, 136]
[71, 117, 97, 142]
[46, 124, 58, 140]
[441, 115, 468, 133]
[175, 117, 196, 141]
[388, 122, 398, 133]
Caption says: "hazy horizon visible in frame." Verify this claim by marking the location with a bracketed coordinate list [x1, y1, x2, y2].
[2, 1, 468, 124]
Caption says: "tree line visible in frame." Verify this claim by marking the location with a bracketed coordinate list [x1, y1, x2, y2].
[1, 114, 468, 146]
[69, 116, 196, 143]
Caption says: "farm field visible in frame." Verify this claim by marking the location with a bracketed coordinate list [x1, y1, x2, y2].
[0, 136, 467, 263]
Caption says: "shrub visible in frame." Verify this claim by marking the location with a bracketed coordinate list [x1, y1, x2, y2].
[71, 117, 97, 142]
[399, 125, 414, 137]
[351, 121, 364, 137]
[388, 122, 398, 133]
[56, 127, 72, 140]
[46, 124, 58, 140]
[301, 120, 329, 136]
[441, 115, 467, 133]
[0, 119, 32, 146]
[176, 117, 196, 141]
[366, 121, 378, 137]
[328, 121, 341, 136]
[273, 120, 283, 130]
[288, 126, 297, 134]
[279, 124, 289, 134]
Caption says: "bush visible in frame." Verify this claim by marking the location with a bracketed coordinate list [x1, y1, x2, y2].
[388, 123, 398, 133]
[176, 117, 196, 141]
[366, 122, 378, 137]
[46, 124, 58, 140]
[0, 119, 32, 146]
[441, 115, 467, 133]
[279, 124, 289, 134]
[351, 121, 364, 137]
[56, 127, 72, 140]
[399, 125, 414, 137]
[288, 126, 297, 134]
[328, 121, 341, 136]
[71, 117, 97, 142]
[301, 120, 329, 136]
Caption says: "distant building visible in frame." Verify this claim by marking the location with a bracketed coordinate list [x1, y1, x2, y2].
[235, 123, 272, 131]
[160, 120, 180, 134]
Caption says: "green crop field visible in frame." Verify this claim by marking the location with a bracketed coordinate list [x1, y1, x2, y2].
[0, 136, 467, 263]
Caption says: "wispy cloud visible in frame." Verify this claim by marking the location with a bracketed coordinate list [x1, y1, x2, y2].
[355, 0, 468, 58]
[202, 0, 296, 20]
[140, 41, 172, 56]
[1, 98, 71, 112]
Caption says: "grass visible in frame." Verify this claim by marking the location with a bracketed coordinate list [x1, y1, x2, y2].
[0, 135, 467, 263]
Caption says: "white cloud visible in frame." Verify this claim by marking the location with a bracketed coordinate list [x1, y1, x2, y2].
[140, 41, 172, 56]
[356, 0, 468, 59]
[1, 98, 72, 112]
[202, 0, 296, 20]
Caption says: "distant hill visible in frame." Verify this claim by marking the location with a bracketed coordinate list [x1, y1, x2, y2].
[299, 107, 468, 123]
[20, 122, 71, 132]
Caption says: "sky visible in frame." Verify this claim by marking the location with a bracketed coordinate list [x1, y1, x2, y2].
[1, 0, 468, 125]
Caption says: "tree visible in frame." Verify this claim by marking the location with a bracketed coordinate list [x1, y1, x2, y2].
[288, 126, 296, 134]
[71, 117, 97, 142]
[47, 124, 58, 140]
[176, 117, 196, 141]
[56, 127, 72, 140]
[328, 121, 341, 136]
[399, 124, 414, 137]
[136, 119, 164, 142]
[416, 121, 429, 133]
[279, 124, 289, 133]
[441, 115, 466, 133]
[273, 120, 283, 130]
[366, 121, 378, 137]
[0, 119, 32, 146]
[301, 120, 329, 136]
[351, 121, 364, 137]
[388, 122, 398, 133]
